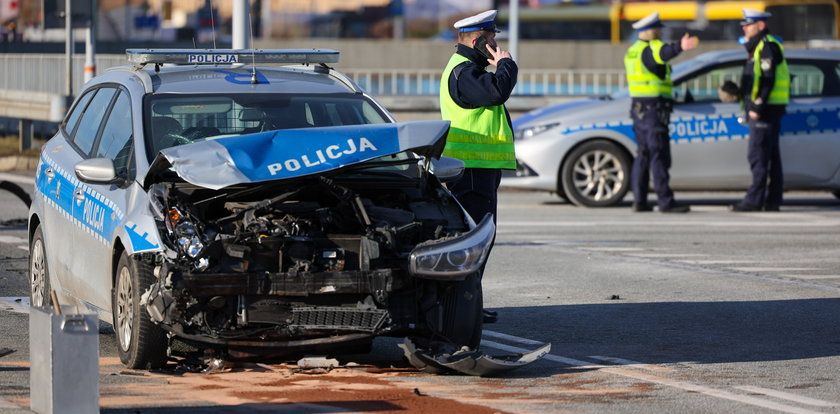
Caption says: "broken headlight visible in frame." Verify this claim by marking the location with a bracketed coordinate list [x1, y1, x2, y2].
[409, 214, 495, 280]
[166, 207, 204, 258]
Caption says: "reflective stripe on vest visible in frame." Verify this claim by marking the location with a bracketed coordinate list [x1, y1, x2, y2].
[439, 53, 516, 169]
[624, 40, 673, 99]
[752, 35, 790, 105]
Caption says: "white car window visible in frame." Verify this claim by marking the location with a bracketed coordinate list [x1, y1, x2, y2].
[674, 64, 742, 103]
[95, 91, 134, 177]
[73, 87, 117, 155]
[790, 64, 825, 96]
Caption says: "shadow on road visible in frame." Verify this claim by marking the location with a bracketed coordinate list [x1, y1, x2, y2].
[491, 298, 840, 365]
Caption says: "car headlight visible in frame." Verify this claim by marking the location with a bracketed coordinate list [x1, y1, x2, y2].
[409, 214, 495, 280]
[166, 207, 205, 259]
[515, 122, 561, 141]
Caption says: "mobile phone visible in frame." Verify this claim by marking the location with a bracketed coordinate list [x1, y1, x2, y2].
[473, 36, 493, 60]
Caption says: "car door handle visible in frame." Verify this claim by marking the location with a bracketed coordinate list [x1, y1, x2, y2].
[44, 167, 55, 179]
[74, 188, 85, 201]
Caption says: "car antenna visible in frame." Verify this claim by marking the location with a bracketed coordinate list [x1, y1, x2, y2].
[249, 3, 258, 84]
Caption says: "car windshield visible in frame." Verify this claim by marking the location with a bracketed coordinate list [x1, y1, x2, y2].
[144, 93, 390, 163]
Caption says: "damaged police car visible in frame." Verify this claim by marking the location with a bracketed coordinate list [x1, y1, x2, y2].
[28, 49, 547, 375]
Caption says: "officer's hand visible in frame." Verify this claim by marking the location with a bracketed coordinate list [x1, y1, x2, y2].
[749, 110, 760, 120]
[680, 33, 700, 51]
[486, 44, 512, 67]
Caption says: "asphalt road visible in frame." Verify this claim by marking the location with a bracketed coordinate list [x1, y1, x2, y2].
[1, 179, 840, 413]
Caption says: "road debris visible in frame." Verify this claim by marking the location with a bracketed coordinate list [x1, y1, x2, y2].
[399, 338, 551, 376]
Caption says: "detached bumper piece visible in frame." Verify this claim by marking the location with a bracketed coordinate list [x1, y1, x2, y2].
[399, 337, 551, 377]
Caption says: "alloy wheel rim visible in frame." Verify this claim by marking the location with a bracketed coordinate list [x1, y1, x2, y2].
[116, 267, 133, 352]
[30, 239, 46, 307]
[572, 150, 625, 202]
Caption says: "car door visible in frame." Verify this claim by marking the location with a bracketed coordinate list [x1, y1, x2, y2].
[69, 88, 135, 312]
[53, 86, 118, 306]
[669, 62, 752, 189]
[35, 90, 97, 302]
[776, 60, 840, 186]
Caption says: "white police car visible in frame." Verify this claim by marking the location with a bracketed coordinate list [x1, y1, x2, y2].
[503, 49, 840, 207]
[28, 49, 546, 374]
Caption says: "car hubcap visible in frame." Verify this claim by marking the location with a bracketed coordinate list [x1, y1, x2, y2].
[116, 267, 133, 352]
[30, 239, 46, 307]
[572, 150, 625, 202]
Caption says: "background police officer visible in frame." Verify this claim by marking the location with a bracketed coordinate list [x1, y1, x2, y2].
[730, 8, 789, 212]
[625, 12, 698, 213]
[440, 9, 517, 227]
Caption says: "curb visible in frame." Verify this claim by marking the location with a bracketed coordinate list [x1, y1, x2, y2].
[0, 156, 38, 174]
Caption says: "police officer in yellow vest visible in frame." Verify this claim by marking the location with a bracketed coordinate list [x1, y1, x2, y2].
[440, 9, 517, 229]
[625, 12, 698, 213]
[730, 8, 790, 212]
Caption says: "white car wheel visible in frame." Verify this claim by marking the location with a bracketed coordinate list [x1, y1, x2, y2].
[29, 226, 51, 308]
[561, 140, 632, 207]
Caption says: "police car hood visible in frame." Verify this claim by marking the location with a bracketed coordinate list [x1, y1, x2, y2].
[145, 120, 450, 190]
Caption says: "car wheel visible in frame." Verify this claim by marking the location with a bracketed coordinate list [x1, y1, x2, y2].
[441, 272, 483, 349]
[561, 140, 631, 207]
[29, 226, 51, 309]
[113, 252, 168, 369]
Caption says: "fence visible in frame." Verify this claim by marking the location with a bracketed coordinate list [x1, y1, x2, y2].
[0, 54, 628, 97]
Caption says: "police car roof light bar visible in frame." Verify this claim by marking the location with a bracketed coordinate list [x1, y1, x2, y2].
[126, 49, 340, 66]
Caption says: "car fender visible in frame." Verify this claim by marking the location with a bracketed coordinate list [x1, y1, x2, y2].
[116, 182, 164, 256]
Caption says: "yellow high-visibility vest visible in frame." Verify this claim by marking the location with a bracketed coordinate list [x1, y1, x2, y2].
[624, 40, 672, 99]
[439, 53, 516, 169]
[752, 35, 790, 105]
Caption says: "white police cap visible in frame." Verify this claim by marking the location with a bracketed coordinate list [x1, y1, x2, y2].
[741, 8, 771, 26]
[631, 12, 664, 31]
[453, 10, 501, 33]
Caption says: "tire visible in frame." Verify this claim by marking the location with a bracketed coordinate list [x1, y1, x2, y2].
[113, 252, 168, 369]
[561, 140, 632, 207]
[29, 226, 51, 309]
[440, 272, 483, 349]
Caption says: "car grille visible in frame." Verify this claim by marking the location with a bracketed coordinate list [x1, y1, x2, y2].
[290, 307, 388, 332]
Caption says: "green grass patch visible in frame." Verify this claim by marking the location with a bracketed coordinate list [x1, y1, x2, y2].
[0, 136, 46, 157]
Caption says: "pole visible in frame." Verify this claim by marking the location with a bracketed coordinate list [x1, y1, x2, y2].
[65, 0, 73, 96]
[232, 0, 248, 49]
[84, 0, 98, 83]
[510, 0, 519, 62]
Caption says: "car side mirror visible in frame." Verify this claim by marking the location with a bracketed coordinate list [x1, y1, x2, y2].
[431, 156, 465, 183]
[75, 158, 124, 185]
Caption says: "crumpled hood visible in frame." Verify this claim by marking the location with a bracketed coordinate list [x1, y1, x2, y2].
[145, 120, 450, 190]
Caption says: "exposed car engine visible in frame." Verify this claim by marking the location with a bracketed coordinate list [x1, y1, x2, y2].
[142, 170, 474, 355]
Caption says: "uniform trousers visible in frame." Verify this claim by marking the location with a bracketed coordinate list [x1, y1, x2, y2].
[630, 102, 675, 210]
[743, 116, 783, 208]
[447, 167, 501, 226]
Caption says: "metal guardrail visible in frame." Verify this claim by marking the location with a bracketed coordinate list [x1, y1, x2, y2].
[0, 53, 627, 97]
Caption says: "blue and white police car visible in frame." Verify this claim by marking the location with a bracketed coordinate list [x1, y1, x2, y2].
[28, 49, 544, 374]
[503, 49, 840, 207]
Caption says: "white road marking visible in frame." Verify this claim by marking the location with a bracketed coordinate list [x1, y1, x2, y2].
[579, 247, 646, 252]
[482, 329, 544, 345]
[627, 253, 709, 258]
[500, 220, 840, 228]
[782, 274, 840, 280]
[731, 267, 820, 272]
[0, 235, 27, 244]
[678, 260, 757, 265]
[17, 245, 28, 252]
[481, 336, 826, 414]
[734, 386, 839, 407]
[0, 297, 30, 315]
[586, 355, 672, 373]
